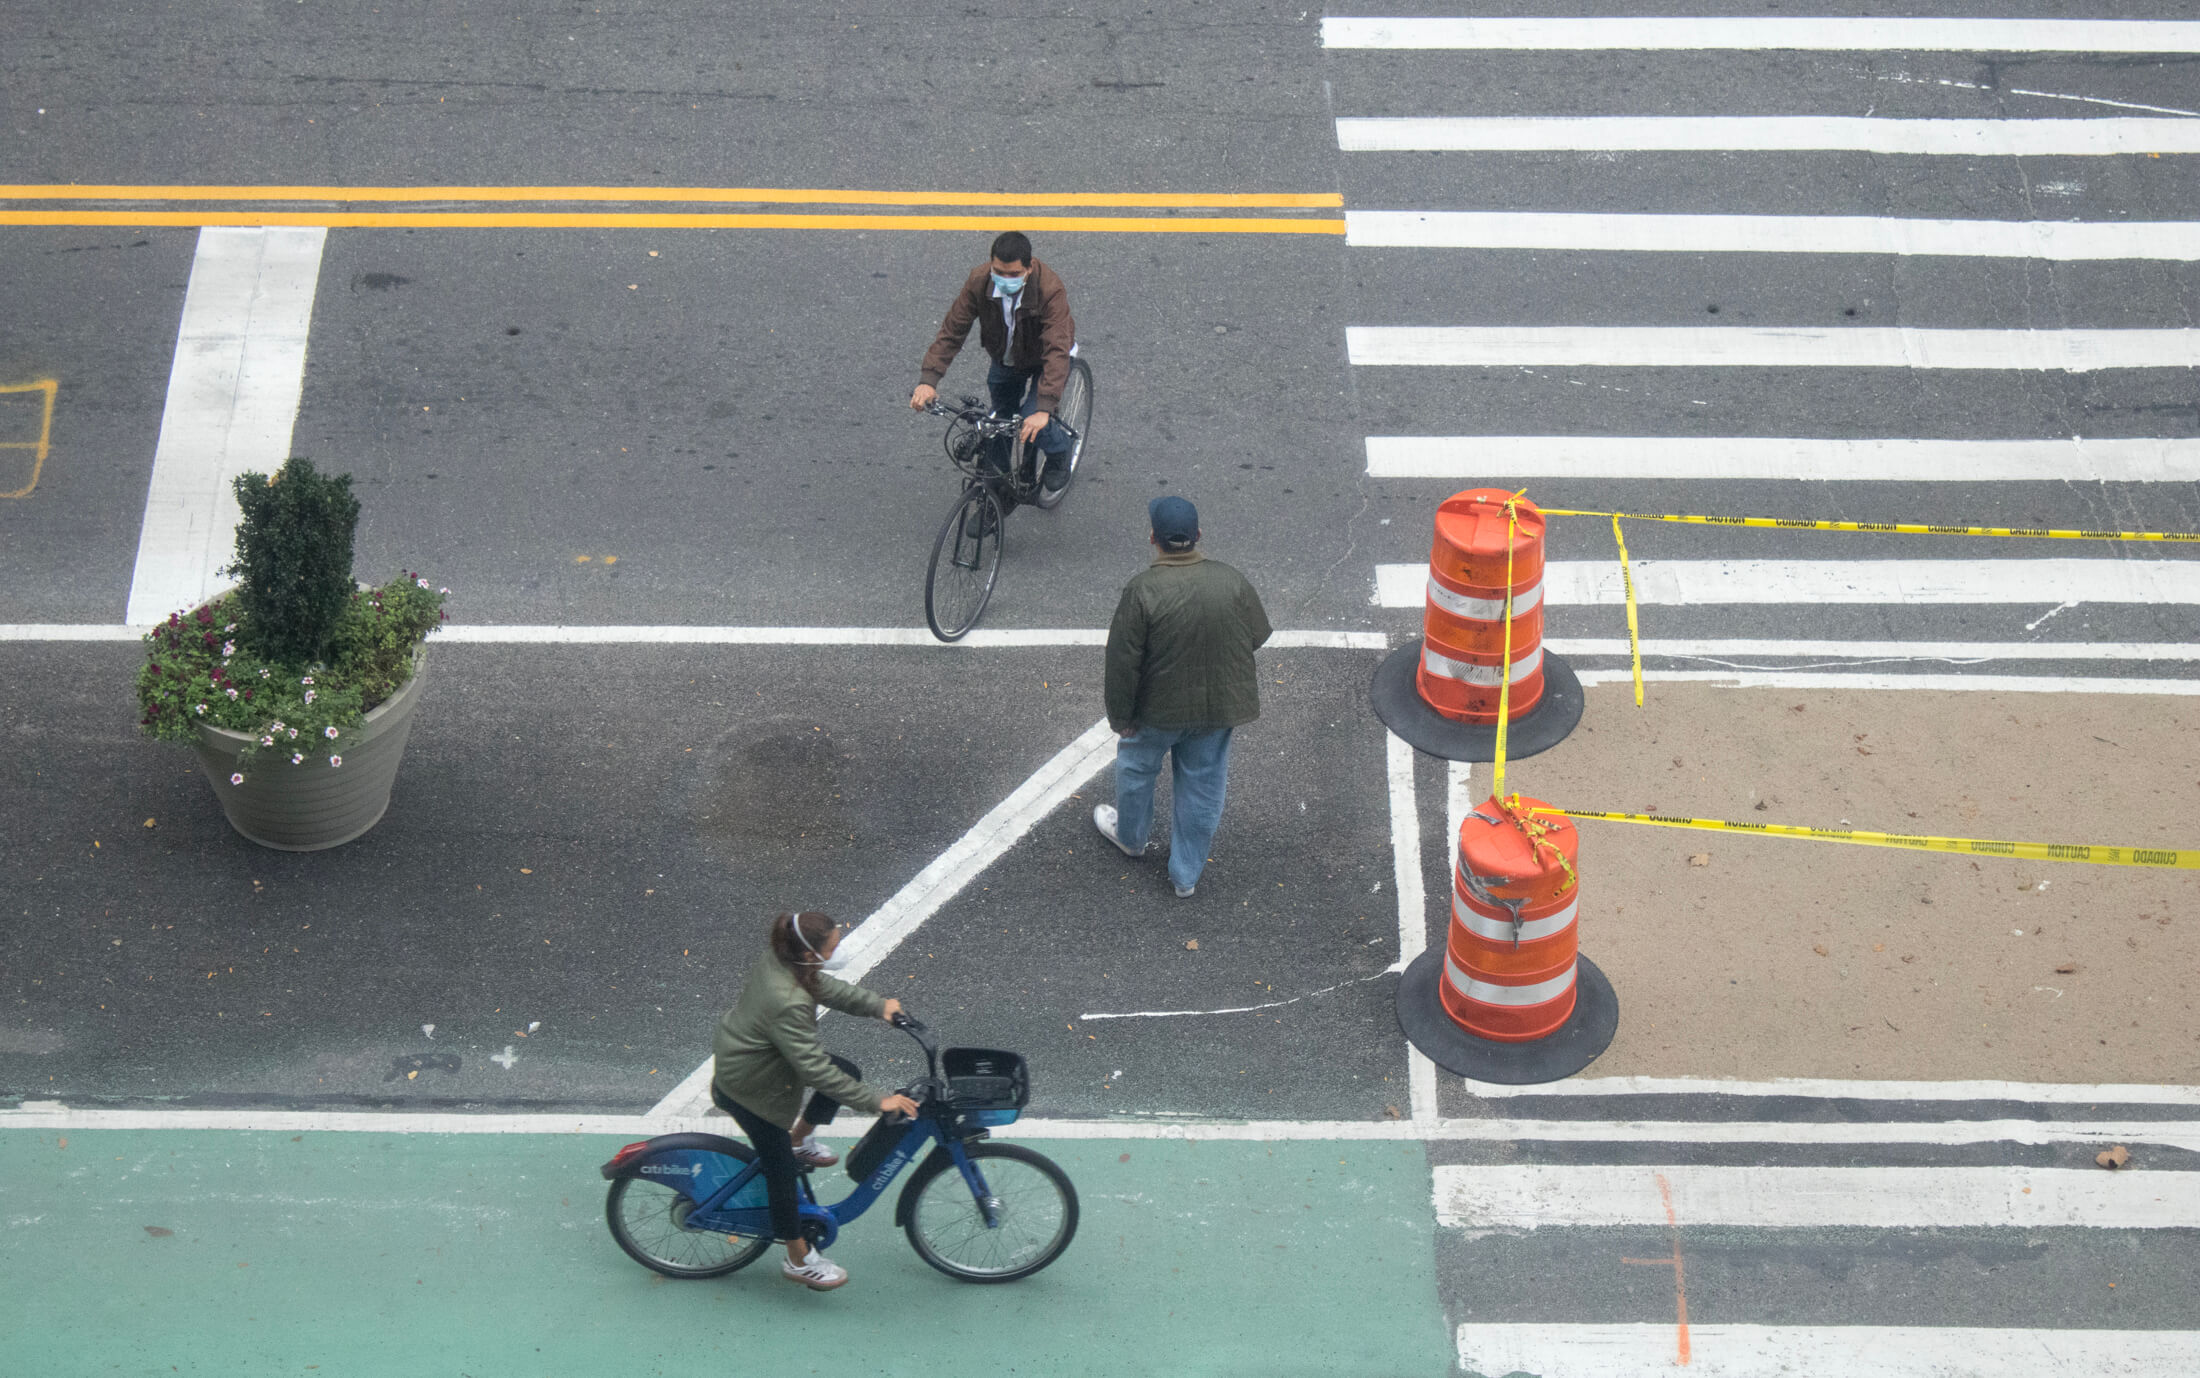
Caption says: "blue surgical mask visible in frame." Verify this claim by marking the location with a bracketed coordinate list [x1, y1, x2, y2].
[991, 271, 1025, 295]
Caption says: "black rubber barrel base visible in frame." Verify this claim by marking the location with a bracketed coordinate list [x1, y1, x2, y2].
[1370, 637, 1585, 764]
[1395, 949, 1618, 1086]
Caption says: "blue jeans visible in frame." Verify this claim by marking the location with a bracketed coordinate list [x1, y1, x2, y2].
[1113, 726, 1235, 891]
[985, 360, 1074, 492]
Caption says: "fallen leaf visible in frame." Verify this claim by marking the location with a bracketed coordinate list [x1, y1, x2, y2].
[2056, 962, 2080, 975]
[520, 868, 533, 874]
[1688, 853, 1710, 867]
[1753, 801, 1769, 812]
[1185, 939, 1199, 950]
[1856, 745, 1874, 756]
[1118, 1153, 1130, 1162]
[406, 1070, 418, 1080]
[1873, 943, 1886, 952]
[143, 1226, 173, 1237]
[2097, 1145, 2131, 1170]
[1902, 954, 1916, 963]
[143, 818, 156, 827]
[1383, 1104, 1401, 1120]
[1813, 945, 1830, 957]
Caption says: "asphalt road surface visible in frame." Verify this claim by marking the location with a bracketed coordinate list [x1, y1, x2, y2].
[4, 4, 2199, 1375]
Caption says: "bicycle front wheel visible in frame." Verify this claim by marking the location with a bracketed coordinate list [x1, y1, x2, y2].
[901, 1141, 1079, 1282]
[605, 1172, 773, 1279]
[1029, 357, 1092, 511]
[925, 484, 1005, 642]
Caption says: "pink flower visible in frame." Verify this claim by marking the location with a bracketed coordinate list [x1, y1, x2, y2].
[303, 690, 316, 705]
[324, 726, 339, 739]
[260, 735, 274, 746]
[230, 773, 245, 785]
[290, 752, 304, 765]
[439, 587, 450, 595]
[222, 641, 235, 656]
[225, 687, 238, 699]
[287, 728, 297, 739]
[301, 676, 314, 686]
[329, 755, 343, 768]
[195, 703, 208, 714]
[417, 578, 430, 589]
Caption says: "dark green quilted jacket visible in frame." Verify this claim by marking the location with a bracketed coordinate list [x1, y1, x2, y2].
[1104, 550, 1272, 732]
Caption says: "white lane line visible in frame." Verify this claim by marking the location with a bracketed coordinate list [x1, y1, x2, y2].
[124, 227, 326, 627]
[647, 717, 1119, 1117]
[1335, 117, 2200, 156]
[1346, 211, 2200, 260]
[1374, 560, 2200, 608]
[8, 1105, 2198, 1149]
[1454, 1325, 2200, 1378]
[1078, 969, 1394, 1021]
[1459, 1075, 2200, 1103]
[1363, 435, 2200, 481]
[1574, 668, 2200, 695]
[1347, 326, 2200, 371]
[0, 624, 1387, 649]
[1386, 732, 1441, 1126]
[1322, 17, 2200, 53]
[1435, 1163, 2200, 1230]
[1542, 638, 2200, 663]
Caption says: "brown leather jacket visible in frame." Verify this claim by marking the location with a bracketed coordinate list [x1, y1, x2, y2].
[917, 259, 1077, 412]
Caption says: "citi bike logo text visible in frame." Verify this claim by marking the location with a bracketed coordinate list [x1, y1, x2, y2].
[640, 1163, 703, 1178]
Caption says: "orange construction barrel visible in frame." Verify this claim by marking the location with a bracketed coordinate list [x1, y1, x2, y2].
[1416, 490, 1548, 725]
[1441, 795, 1580, 1041]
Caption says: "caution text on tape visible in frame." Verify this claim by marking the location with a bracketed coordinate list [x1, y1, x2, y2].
[1541, 509, 2200, 544]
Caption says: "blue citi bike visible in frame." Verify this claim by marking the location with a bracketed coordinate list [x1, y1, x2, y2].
[599, 1014, 1078, 1283]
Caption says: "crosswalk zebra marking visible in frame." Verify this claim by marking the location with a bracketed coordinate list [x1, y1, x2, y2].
[1335, 116, 2200, 155]
[1363, 436, 2200, 482]
[1453, 1324, 2200, 1378]
[1347, 326, 2200, 371]
[1344, 210, 2200, 260]
[1374, 560, 2200, 609]
[1541, 638, 2200, 663]
[1434, 1163, 2200, 1230]
[1322, 17, 2200, 53]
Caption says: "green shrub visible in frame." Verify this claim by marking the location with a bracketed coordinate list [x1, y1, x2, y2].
[227, 456, 360, 666]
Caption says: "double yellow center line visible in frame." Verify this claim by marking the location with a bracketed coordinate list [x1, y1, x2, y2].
[0, 185, 1345, 235]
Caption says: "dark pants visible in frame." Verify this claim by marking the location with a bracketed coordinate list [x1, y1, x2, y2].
[712, 1054, 859, 1243]
[984, 360, 1074, 510]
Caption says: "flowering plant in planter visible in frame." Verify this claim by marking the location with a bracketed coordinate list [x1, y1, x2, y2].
[134, 456, 447, 850]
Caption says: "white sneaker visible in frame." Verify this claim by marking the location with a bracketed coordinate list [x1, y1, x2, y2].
[1173, 882, 1196, 898]
[790, 1136, 839, 1169]
[1093, 804, 1144, 858]
[782, 1251, 848, 1291]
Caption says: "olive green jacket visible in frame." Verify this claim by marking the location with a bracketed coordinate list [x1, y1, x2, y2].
[712, 947, 888, 1129]
[1104, 550, 1272, 732]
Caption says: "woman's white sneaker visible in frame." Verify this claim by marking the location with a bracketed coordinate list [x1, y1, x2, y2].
[790, 1136, 839, 1169]
[782, 1251, 848, 1291]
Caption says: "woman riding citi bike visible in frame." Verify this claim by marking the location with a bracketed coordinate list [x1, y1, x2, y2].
[599, 911, 1078, 1290]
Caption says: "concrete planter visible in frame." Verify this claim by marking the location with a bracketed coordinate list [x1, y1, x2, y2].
[190, 650, 428, 851]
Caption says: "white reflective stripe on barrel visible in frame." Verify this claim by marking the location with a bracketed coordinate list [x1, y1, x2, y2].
[1422, 643, 1543, 686]
[1445, 956, 1577, 1007]
[1425, 575, 1543, 622]
[1453, 888, 1578, 943]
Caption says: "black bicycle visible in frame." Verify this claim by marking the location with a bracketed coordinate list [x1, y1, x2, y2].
[920, 352, 1094, 641]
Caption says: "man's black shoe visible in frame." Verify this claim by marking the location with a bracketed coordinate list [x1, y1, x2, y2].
[963, 505, 999, 539]
[1039, 452, 1072, 493]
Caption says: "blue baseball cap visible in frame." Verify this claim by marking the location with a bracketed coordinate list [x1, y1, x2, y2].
[1149, 495, 1199, 546]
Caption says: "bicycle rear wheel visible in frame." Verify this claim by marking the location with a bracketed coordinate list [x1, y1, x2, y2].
[925, 484, 1005, 642]
[901, 1142, 1079, 1282]
[605, 1168, 773, 1279]
[1029, 357, 1092, 511]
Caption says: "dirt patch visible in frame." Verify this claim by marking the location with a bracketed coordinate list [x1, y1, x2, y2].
[1498, 682, 2200, 1083]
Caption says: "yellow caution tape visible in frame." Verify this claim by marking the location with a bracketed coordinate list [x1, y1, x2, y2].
[1542, 509, 2200, 544]
[1531, 806, 2200, 871]
[1610, 515, 1643, 707]
[1492, 495, 1521, 800]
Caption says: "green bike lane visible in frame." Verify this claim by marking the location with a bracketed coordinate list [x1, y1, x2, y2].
[2, 1128, 1452, 1378]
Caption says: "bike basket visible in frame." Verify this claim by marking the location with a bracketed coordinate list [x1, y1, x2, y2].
[844, 1116, 903, 1184]
[943, 1047, 1029, 1112]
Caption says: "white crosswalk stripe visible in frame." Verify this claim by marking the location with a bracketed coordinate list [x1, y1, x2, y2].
[1322, 16, 2200, 53]
[1453, 1324, 2200, 1378]
[1345, 210, 2200, 260]
[1336, 115, 2200, 155]
[1374, 560, 2200, 609]
[1363, 436, 2200, 482]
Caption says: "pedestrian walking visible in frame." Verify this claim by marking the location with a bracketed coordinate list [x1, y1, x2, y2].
[1092, 496, 1271, 897]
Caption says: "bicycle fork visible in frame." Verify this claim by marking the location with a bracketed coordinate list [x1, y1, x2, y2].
[948, 1141, 1004, 1228]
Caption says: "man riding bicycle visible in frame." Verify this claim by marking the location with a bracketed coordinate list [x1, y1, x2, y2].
[909, 230, 1077, 509]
